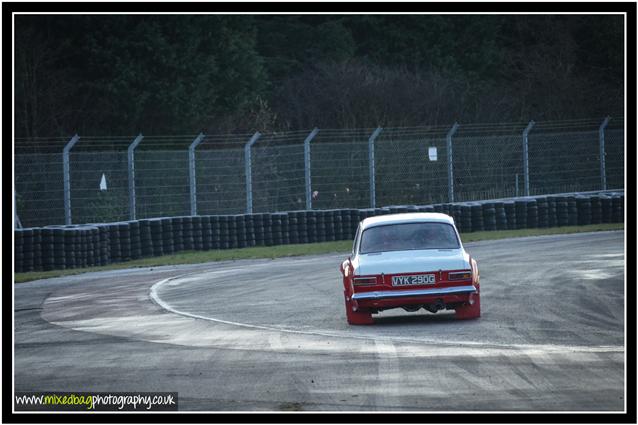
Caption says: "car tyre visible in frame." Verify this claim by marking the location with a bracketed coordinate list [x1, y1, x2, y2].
[344, 292, 374, 325]
[455, 291, 481, 319]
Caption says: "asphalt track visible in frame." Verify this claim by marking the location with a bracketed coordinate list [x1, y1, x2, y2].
[14, 231, 625, 411]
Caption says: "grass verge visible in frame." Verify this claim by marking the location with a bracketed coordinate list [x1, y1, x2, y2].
[14, 223, 623, 283]
[459, 223, 624, 243]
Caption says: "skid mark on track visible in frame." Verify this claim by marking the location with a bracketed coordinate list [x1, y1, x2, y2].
[39, 265, 625, 362]
[39, 232, 625, 364]
[268, 332, 285, 352]
[374, 339, 401, 410]
[149, 274, 623, 358]
[27, 232, 626, 411]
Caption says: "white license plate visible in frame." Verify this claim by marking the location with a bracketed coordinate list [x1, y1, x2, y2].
[392, 274, 435, 286]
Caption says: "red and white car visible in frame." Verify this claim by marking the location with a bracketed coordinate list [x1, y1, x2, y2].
[339, 213, 481, 325]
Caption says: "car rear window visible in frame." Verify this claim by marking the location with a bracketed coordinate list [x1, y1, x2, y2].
[359, 222, 460, 254]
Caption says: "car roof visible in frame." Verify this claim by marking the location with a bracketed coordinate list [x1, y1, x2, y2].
[360, 213, 455, 231]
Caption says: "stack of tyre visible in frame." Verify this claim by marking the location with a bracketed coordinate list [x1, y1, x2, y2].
[14, 191, 624, 273]
[482, 202, 497, 231]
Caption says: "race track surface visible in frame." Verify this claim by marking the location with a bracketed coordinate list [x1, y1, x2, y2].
[14, 231, 625, 411]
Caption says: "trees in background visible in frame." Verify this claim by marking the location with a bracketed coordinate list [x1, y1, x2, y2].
[14, 14, 624, 137]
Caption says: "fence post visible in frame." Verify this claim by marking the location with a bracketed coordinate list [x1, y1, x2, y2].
[189, 133, 206, 216]
[127, 134, 144, 220]
[244, 132, 262, 214]
[304, 128, 320, 210]
[446, 122, 459, 203]
[522, 120, 535, 197]
[368, 127, 383, 208]
[14, 190, 22, 229]
[63, 134, 80, 225]
[599, 116, 610, 191]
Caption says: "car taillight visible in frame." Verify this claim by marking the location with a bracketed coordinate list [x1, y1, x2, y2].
[353, 276, 378, 286]
[448, 271, 472, 281]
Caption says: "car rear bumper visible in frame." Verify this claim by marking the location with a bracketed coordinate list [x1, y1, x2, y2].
[351, 285, 477, 301]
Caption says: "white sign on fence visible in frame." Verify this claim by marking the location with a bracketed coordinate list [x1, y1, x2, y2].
[428, 147, 438, 161]
[100, 173, 108, 191]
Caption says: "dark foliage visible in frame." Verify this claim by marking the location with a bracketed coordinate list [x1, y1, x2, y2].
[14, 14, 624, 137]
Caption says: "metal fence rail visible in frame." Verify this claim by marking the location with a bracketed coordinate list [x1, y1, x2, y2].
[14, 117, 625, 228]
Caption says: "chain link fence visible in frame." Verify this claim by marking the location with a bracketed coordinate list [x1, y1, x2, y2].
[376, 126, 449, 206]
[251, 131, 308, 213]
[14, 117, 625, 228]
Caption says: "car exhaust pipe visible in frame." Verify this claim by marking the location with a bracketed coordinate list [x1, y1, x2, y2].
[402, 305, 422, 312]
[424, 299, 446, 313]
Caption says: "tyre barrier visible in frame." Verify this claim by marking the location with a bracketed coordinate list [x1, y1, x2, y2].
[601, 195, 612, 224]
[118, 222, 131, 262]
[14, 191, 624, 273]
[202, 215, 212, 250]
[245, 215, 256, 247]
[149, 218, 163, 257]
[526, 199, 538, 229]
[41, 228, 53, 271]
[470, 203, 484, 232]
[173, 216, 184, 252]
[280, 213, 290, 246]
[567, 196, 578, 226]
[547, 197, 557, 228]
[129, 220, 141, 260]
[306, 211, 316, 244]
[576, 196, 592, 226]
[15, 228, 24, 273]
[514, 200, 527, 229]
[252, 213, 264, 246]
[15, 225, 104, 272]
[537, 197, 549, 228]
[32, 228, 42, 270]
[271, 212, 285, 246]
[229, 214, 239, 249]
[482, 202, 497, 232]
[503, 201, 517, 230]
[162, 217, 175, 255]
[139, 219, 153, 258]
[555, 196, 569, 227]
[23, 229, 34, 272]
[590, 195, 602, 225]
[326, 210, 337, 243]
[182, 216, 194, 251]
[99, 225, 110, 266]
[315, 210, 326, 243]
[209, 215, 219, 250]
[288, 213, 298, 245]
[460, 204, 473, 233]
[297, 211, 308, 244]
[612, 195, 623, 223]
[17, 229, 29, 272]
[493, 202, 508, 231]
[192, 216, 203, 250]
